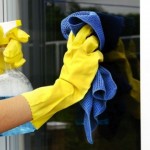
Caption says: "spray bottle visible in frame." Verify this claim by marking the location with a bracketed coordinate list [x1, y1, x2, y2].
[0, 20, 36, 136]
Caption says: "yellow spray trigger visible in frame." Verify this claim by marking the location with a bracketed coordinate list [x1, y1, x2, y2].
[0, 20, 29, 72]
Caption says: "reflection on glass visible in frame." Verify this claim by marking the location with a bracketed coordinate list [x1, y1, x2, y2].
[20, 0, 140, 150]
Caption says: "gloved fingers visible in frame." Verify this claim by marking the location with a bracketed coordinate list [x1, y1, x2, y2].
[67, 31, 75, 49]
[6, 28, 30, 43]
[82, 35, 99, 54]
[67, 24, 93, 50]
[66, 24, 94, 57]
[74, 24, 93, 45]
[92, 50, 104, 63]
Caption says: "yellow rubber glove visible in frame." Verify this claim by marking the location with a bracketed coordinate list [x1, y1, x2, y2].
[22, 25, 103, 129]
[0, 26, 30, 74]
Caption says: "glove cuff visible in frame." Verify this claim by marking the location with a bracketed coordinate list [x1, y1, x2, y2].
[21, 79, 74, 129]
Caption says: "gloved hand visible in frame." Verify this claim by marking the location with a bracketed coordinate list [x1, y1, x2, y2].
[0, 26, 30, 74]
[21, 24, 104, 129]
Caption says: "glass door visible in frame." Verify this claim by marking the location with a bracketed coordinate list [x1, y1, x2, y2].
[20, 0, 140, 150]
[0, 0, 140, 150]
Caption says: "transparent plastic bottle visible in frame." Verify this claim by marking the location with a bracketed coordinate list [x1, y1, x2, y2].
[0, 59, 36, 136]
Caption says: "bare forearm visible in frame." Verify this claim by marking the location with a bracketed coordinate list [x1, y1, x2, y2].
[0, 95, 32, 133]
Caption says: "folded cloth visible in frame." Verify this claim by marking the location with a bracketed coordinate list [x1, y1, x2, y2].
[79, 66, 117, 144]
[61, 11, 105, 50]
[61, 11, 124, 52]
[61, 11, 123, 144]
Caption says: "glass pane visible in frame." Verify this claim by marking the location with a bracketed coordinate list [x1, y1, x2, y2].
[19, 0, 140, 150]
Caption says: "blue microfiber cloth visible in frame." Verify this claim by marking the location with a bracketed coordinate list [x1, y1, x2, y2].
[61, 11, 105, 50]
[79, 66, 117, 144]
[61, 11, 124, 52]
[61, 11, 123, 144]
[96, 12, 124, 52]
